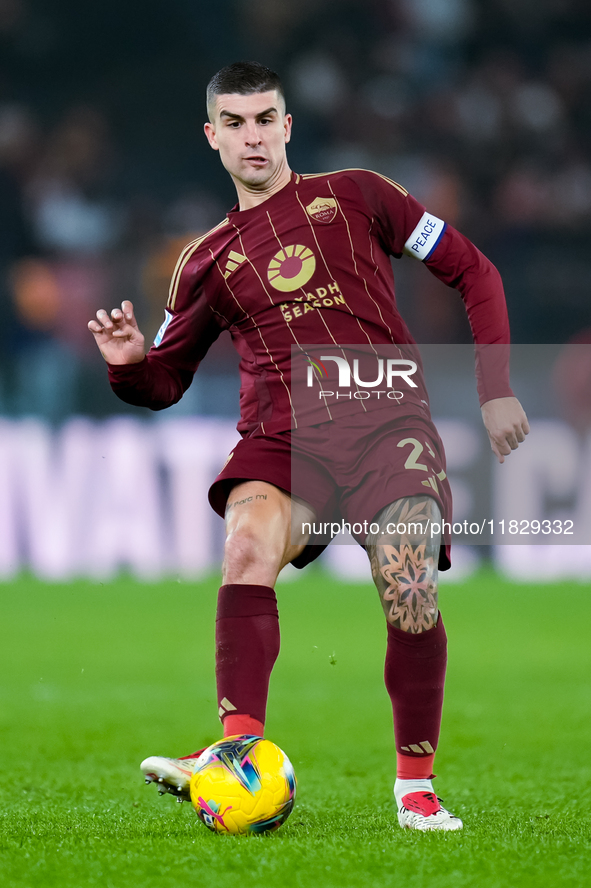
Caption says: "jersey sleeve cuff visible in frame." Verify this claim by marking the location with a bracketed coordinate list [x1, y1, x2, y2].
[478, 385, 515, 407]
[107, 357, 149, 385]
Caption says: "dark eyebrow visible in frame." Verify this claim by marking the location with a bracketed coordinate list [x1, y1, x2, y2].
[255, 107, 278, 119]
[219, 106, 278, 122]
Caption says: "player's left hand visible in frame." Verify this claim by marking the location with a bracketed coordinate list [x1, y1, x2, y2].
[481, 396, 530, 464]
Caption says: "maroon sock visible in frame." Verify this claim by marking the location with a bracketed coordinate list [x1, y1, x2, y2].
[215, 584, 280, 732]
[384, 616, 447, 765]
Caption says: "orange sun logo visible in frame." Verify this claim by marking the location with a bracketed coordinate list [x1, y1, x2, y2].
[267, 245, 316, 292]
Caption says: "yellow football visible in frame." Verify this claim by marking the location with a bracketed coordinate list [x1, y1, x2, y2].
[189, 735, 297, 835]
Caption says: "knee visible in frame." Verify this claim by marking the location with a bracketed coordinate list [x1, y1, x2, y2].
[222, 525, 283, 585]
[383, 575, 439, 633]
[371, 545, 439, 633]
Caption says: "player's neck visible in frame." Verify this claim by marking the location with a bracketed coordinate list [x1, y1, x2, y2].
[233, 164, 293, 211]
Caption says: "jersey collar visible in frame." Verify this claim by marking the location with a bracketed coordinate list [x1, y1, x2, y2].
[227, 171, 299, 221]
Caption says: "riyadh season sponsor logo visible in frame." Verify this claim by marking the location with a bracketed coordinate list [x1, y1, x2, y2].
[304, 353, 418, 401]
[268, 245, 316, 292]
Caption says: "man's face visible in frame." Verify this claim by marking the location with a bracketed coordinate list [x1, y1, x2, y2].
[204, 90, 292, 191]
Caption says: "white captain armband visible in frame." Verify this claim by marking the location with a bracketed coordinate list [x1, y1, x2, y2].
[153, 309, 173, 347]
[403, 211, 446, 261]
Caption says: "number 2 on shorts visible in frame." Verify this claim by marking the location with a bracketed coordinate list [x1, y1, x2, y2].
[397, 437, 429, 472]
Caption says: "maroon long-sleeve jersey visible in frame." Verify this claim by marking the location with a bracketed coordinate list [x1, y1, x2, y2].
[108, 169, 512, 434]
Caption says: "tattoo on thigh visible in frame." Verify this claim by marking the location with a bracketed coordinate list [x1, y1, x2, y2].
[225, 493, 268, 513]
[366, 496, 441, 633]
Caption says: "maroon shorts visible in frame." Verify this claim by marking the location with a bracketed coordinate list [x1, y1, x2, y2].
[209, 412, 452, 571]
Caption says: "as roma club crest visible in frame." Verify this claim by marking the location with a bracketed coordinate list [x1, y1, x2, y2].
[306, 197, 337, 224]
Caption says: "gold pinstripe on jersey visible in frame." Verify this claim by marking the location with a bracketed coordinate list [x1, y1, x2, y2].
[296, 182, 377, 359]
[228, 222, 299, 429]
[327, 180, 395, 343]
[266, 209, 334, 423]
[167, 218, 230, 310]
[292, 188, 372, 413]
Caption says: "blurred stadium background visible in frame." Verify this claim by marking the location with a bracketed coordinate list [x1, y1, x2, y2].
[1, 0, 591, 581]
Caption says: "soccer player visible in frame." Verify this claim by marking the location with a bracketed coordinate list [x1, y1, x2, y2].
[88, 62, 529, 831]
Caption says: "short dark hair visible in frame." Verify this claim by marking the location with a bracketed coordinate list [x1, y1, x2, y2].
[206, 61, 285, 116]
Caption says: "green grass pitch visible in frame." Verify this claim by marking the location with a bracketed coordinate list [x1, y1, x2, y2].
[1, 567, 590, 888]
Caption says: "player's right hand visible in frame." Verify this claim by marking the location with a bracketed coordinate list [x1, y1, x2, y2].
[88, 300, 145, 365]
[481, 396, 530, 464]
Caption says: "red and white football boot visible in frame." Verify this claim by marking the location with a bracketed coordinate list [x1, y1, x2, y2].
[141, 749, 206, 803]
[396, 789, 463, 831]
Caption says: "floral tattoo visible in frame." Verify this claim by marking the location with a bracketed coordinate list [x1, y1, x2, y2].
[366, 496, 441, 633]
